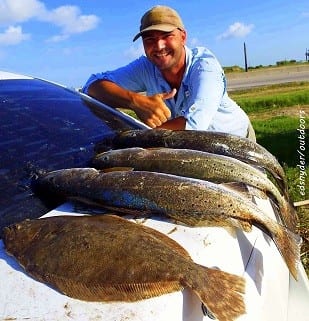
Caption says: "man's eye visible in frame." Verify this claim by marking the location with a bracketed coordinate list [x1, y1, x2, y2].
[164, 34, 174, 40]
[143, 38, 155, 43]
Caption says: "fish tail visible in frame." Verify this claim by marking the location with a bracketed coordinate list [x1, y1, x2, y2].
[186, 265, 246, 321]
[271, 224, 301, 280]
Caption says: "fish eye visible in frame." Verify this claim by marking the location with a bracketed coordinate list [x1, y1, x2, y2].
[102, 155, 109, 161]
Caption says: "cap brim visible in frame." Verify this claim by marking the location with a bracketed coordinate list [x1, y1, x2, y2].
[133, 24, 178, 42]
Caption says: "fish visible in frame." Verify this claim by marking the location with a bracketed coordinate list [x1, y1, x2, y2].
[34, 168, 301, 280]
[110, 129, 289, 198]
[92, 147, 297, 230]
[3, 214, 246, 321]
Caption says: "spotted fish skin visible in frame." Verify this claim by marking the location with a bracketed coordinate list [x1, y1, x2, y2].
[111, 129, 289, 197]
[3, 214, 246, 321]
[92, 147, 297, 230]
[34, 168, 300, 280]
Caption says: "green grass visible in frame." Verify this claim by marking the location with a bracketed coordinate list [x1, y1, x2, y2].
[230, 82, 309, 113]
[216, 82, 309, 274]
[252, 116, 302, 167]
[235, 91, 309, 113]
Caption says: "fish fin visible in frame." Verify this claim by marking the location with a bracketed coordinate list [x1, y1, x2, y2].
[277, 177, 290, 200]
[98, 204, 152, 218]
[288, 204, 299, 230]
[215, 216, 253, 233]
[268, 173, 290, 201]
[173, 214, 253, 233]
[187, 265, 246, 321]
[142, 228, 191, 260]
[247, 185, 269, 200]
[39, 273, 184, 302]
[222, 182, 273, 206]
[269, 224, 301, 280]
[279, 201, 299, 232]
[282, 188, 291, 203]
[234, 219, 252, 233]
[249, 164, 268, 175]
[264, 173, 291, 201]
[93, 281, 183, 301]
[220, 182, 253, 200]
[267, 195, 299, 232]
[100, 167, 135, 173]
[245, 155, 289, 199]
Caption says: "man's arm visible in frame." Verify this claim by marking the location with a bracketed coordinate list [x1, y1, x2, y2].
[88, 80, 176, 128]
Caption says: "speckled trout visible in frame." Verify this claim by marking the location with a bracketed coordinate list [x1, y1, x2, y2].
[92, 147, 297, 230]
[3, 214, 246, 321]
[110, 129, 289, 197]
[34, 168, 300, 279]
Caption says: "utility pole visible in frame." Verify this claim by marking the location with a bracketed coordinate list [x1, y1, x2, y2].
[244, 42, 248, 72]
[306, 48, 309, 62]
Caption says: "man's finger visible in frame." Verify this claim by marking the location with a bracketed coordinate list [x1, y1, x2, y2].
[161, 88, 177, 100]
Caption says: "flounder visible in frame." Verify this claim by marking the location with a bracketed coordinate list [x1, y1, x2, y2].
[3, 214, 246, 321]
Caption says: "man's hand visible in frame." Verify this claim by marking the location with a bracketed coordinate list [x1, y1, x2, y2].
[132, 89, 176, 128]
[87, 80, 177, 128]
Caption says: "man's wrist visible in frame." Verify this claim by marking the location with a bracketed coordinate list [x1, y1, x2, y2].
[128, 91, 143, 112]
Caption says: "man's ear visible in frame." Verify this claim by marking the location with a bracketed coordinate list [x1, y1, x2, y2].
[181, 30, 187, 44]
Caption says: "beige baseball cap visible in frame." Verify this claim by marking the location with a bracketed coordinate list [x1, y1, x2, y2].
[133, 5, 185, 42]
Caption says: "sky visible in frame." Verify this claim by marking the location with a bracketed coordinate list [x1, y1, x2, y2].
[0, 0, 308, 88]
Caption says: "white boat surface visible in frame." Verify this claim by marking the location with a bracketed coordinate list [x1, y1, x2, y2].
[1, 196, 308, 321]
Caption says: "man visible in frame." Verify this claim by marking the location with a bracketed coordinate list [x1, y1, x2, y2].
[82, 5, 256, 140]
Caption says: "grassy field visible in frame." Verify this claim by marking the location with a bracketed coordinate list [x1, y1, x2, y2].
[230, 82, 309, 276]
[230, 82, 309, 113]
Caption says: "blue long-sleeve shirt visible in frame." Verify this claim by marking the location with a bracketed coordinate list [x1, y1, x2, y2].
[82, 46, 249, 137]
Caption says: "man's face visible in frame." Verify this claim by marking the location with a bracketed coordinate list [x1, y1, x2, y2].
[142, 29, 186, 71]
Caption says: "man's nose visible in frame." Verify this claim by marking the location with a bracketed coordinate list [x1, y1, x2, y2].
[155, 38, 166, 50]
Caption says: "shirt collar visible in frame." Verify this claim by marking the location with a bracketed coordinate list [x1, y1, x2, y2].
[183, 45, 192, 80]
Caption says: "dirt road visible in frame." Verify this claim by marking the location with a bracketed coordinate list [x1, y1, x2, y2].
[226, 65, 309, 90]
